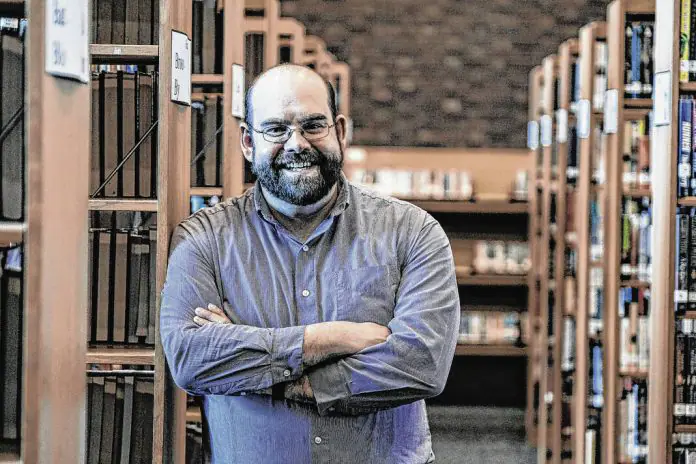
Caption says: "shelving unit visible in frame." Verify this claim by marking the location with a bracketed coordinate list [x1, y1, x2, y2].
[603, 2, 654, 463]
[648, 0, 688, 463]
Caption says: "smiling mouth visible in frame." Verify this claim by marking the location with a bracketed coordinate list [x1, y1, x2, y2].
[280, 162, 317, 172]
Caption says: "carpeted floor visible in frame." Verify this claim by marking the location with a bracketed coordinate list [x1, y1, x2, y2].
[427, 405, 536, 464]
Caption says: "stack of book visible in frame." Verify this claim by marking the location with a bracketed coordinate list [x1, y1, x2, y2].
[618, 287, 651, 373]
[88, 212, 157, 346]
[620, 198, 652, 282]
[674, 319, 696, 426]
[680, 0, 696, 83]
[0, 18, 25, 221]
[677, 98, 696, 198]
[86, 369, 154, 464]
[90, 70, 158, 199]
[622, 117, 651, 190]
[471, 241, 530, 276]
[457, 311, 526, 346]
[674, 433, 696, 462]
[618, 378, 648, 463]
[192, 0, 223, 74]
[350, 168, 475, 201]
[191, 97, 224, 188]
[624, 19, 654, 99]
[0, 247, 22, 448]
[673, 209, 696, 315]
[91, 0, 159, 45]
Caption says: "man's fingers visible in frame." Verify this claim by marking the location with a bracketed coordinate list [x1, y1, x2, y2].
[207, 303, 226, 316]
[193, 316, 208, 326]
[194, 306, 231, 324]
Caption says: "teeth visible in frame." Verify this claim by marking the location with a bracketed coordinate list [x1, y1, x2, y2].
[286, 162, 311, 169]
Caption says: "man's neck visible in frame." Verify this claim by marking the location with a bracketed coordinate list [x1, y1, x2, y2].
[261, 183, 339, 242]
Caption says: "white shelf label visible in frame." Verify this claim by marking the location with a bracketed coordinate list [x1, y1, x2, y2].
[556, 109, 568, 144]
[527, 121, 539, 150]
[171, 30, 192, 105]
[577, 99, 591, 139]
[232, 64, 245, 119]
[654, 71, 672, 127]
[604, 89, 619, 134]
[45, 0, 89, 83]
[540, 115, 553, 147]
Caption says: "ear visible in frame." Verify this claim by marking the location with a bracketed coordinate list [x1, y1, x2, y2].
[334, 114, 348, 152]
[240, 123, 254, 163]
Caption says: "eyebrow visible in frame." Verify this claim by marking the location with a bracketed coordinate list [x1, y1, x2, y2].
[259, 114, 328, 127]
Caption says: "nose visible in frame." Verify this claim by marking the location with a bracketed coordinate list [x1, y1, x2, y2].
[283, 127, 312, 153]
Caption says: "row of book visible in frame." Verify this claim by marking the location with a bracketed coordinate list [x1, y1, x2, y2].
[561, 317, 576, 372]
[623, 118, 651, 190]
[620, 197, 652, 282]
[0, 20, 24, 221]
[618, 378, 648, 464]
[673, 434, 696, 462]
[624, 20, 654, 99]
[0, 247, 22, 445]
[674, 319, 696, 425]
[471, 241, 530, 276]
[191, 96, 224, 188]
[457, 311, 526, 345]
[90, 70, 159, 199]
[619, 287, 651, 373]
[86, 371, 154, 464]
[91, 0, 159, 46]
[88, 212, 157, 346]
[674, 208, 696, 314]
[350, 169, 476, 201]
[680, 0, 696, 83]
[589, 266, 604, 336]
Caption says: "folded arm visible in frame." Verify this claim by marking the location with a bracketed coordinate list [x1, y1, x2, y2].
[160, 221, 387, 396]
[305, 215, 460, 415]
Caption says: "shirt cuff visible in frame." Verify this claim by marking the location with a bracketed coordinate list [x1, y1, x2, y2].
[306, 360, 352, 415]
[271, 326, 306, 384]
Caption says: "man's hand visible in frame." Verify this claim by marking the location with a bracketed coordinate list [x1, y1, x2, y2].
[193, 304, 232, 326]
[303, 321, 390, 366]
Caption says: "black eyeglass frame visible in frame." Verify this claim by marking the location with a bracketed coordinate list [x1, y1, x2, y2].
[245, 120, 338, 144]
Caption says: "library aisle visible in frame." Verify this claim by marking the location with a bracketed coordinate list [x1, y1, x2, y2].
[3, 0, 696, 463]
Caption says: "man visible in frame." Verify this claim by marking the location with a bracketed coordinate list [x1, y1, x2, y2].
[160, 64, 460, 463]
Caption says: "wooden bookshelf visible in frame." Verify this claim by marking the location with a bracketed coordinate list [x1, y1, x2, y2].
[456, 273, 527, 286]
[22, 0, 92, 461]
[603, 2, 655, 464]
[89, 44, 159, 63]
[573, 20, 607, 464]
[526, 64, 544, 447]
[190, 186, 224, 197]
[535, 53, 558, 464]
[454, 344, 526, 357]
[191, 73, 224, 85]
[647, 0, 681, 463]
[86, 347, 156, 365]
[405, 199, 528, 214]
[87, 198, 159, 212]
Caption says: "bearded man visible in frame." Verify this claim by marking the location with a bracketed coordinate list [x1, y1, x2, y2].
[160, 64, 460, 463]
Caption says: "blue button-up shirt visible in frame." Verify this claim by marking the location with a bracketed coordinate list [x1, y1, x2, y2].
[160, 176, 460, 463]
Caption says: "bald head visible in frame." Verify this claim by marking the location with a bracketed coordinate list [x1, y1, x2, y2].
[244, 64, 337, 127]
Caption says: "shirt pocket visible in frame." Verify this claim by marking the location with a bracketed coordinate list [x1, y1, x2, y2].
[334, 265, 397, 325]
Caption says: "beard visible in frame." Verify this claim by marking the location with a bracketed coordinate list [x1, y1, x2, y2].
[251, 145, 343, 206]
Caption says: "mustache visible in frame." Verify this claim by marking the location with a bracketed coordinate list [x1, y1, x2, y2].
[273, 150, 323, 168]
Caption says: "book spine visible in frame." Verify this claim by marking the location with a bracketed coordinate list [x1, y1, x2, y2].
[677, 209, 690, 315]
[682, 0, 692, 83]
[642, 24, 654, 97]
[680, 99, 693, 198]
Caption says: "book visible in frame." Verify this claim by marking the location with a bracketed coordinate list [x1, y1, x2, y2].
[679, 98, 693, 198]
[677, 209, 690, 315]
[131, 378, 154, 464]
[99, 378, 117, 463]
[120, 376, 135, 463]
[686, 0, 694, 82]
[87, 376, 105, 464]
[0, 32, 24, 221]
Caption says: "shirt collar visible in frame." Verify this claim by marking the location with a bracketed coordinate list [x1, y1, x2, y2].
[252, 172, 351, 224]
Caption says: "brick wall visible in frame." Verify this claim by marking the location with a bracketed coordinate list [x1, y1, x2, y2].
[280, 0, 610, 148]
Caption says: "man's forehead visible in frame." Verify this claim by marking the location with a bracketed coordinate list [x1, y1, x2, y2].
[252, 70, 331, 122]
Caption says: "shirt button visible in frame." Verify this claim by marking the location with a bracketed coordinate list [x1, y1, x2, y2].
[283, 369, 291, 378]
[314, 436, 322, 444]
[302, 289, 310, 297]
[302, 245, 309, 251]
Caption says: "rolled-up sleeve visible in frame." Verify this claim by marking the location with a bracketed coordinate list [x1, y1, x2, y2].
[160, 222, 306, 396]
[306, 214, 460, 415]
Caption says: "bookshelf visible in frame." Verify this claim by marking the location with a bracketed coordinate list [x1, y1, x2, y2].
[526, 64, 543, 446]
[11, 0, 92, 462]
[603, 2, 654, 463]
[573, 20, 607, 464]
[648, 0, 690, 462]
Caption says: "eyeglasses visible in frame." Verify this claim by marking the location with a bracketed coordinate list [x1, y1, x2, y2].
[247, 120, 336, 144]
